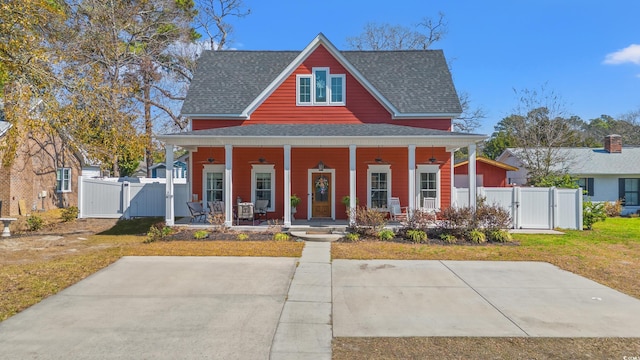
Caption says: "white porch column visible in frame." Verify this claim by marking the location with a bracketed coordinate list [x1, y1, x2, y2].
[468, 143, 477, 209]
[283, 145, 291, 227]
[164, 144, 175, 226]
[408, 145, 416, 211]
[224, 145, 233, 227]
[349, 145, 357, 226]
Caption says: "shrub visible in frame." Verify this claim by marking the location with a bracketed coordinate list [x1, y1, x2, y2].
[193, 230, 209, 240]
[476, 203, 511, 232]
[488, 229, 513, 243]
[583, 199, 606, 230]
[273, 232, 290, 242]
[378, 229, 395, 241]
[404, 209, 437, 231]
[236, 233, 249, 241]
[26, 215, 44, 231]
[438, 206, 475, 238]
[60, 206, 79, 222]
[439, 233, 457, 244]
[468, 228, 486, 244]
[406, 229, 427, 244]
[145, 221, 172, 243]
[604, 199, 623, 217]
[351, 206, 387, 236]
[344, 232, 360, 242]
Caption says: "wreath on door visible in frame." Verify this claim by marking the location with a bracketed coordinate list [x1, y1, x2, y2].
[315, 175, 329, 195]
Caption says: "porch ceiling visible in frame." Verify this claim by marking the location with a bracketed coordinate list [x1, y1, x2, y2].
[158, 124, 487, 151]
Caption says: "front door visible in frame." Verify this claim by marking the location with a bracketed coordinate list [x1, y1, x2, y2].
[312, 173, 331, 218]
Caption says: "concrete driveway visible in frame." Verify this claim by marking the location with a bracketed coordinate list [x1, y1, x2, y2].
[0, 256, 296, 360]
[2, 249, 640, 359]
[333, 260, 640, 337]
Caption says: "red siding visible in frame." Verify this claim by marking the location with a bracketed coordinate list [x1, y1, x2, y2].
[191, 45, 453, 131]
[190, 146, 451, 220]
[455, 162, 509, 187]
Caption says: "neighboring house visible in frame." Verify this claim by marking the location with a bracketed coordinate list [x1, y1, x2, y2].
[150, 154, 188, 179]
[158, 33, 486, 226]
[497, 134, 640, 214]
[454, 157, 518, 188]
[0, 119, 85, 216]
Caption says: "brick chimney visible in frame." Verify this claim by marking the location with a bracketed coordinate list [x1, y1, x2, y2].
[604, 134, 622, 153]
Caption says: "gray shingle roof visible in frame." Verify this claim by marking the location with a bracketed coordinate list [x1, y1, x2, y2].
[172, 123, 475, 137]
[181, 45, 461, 116]
[504, 147, 640, 175]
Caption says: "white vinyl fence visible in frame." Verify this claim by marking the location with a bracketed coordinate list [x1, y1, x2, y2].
[78, 177, 190, 219]
[453, 187, 583, 230]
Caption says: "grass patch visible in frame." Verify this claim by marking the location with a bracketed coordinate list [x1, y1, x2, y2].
[97, 217, 163, 235]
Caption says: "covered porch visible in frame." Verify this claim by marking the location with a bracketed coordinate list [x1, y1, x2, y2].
[158, 124, 485, 228]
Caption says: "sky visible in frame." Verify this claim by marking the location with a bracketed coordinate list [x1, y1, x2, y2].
[220, 0, 640, 136]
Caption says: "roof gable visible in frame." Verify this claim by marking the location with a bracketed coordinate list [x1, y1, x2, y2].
[181, 33, 462, 119]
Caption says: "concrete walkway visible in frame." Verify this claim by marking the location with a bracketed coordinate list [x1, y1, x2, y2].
[270, 241, 332, 360]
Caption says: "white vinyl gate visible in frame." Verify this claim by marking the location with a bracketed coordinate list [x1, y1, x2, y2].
[453, 187, 583, 230]
[78, 177, 190, 219]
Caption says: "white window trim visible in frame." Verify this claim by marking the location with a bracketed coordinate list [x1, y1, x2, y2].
[296, 74, 312, 105]
[416, 164, 440, 209]
[367, 164, 392, 210]
[330, 74, 345, 105]
[296, 67, 345, 106]
[251, 164, 276, 212]
[56, 168, 72, 193]
[202, 164, 225, 208]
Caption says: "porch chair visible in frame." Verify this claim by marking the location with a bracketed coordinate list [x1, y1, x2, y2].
[423, 197, 438, 214]
[388, 197, 408, 222]
[207, 201, 224, 216]
[254, 199, 269, 223]
[187, 201, 207, 223]
[236, 202, 254, 225]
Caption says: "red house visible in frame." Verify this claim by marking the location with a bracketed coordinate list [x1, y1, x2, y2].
[159, 34, 485, 226]
[454, 157, 518, 188]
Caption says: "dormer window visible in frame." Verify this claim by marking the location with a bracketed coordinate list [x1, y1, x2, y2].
[297, 67, 345, 106]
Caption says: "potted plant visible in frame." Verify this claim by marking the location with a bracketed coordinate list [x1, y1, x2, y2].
[290, 194, 301, 220]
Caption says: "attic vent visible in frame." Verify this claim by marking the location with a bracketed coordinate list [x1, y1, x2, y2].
[604, 134, 622, 153]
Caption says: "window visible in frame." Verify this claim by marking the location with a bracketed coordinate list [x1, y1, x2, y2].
[620, 178, 640, 206]
[56, 168, 71, 193]
[296, 68, 345, 106]
[578, 178, 594, 197]
[368, 165, 391, 209]
[203, 165, 225, 205]
[252, 164, 275, 211]
[417, 164, 440, 209]
[206, 173, 224, 202]
[298, 76, 311, 103]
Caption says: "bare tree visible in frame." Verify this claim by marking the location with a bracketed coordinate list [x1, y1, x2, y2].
[507, 85, 580, 185]
[346, 13, 483, 134]
[454, 91, 485, 133]
[194, 0, 250, 50]
[347, 13, 447, 50]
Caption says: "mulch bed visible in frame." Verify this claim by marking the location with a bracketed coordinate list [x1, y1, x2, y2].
[166, 228, 277, 241]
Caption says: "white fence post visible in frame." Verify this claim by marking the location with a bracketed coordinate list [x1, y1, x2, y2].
[78, 176, 84, 219]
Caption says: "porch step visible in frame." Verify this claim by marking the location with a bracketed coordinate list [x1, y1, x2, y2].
[289, 228, 345, 242]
